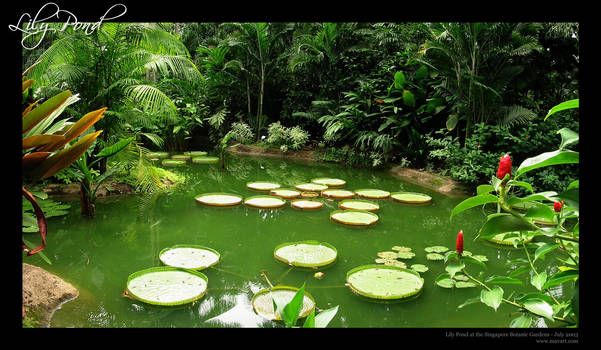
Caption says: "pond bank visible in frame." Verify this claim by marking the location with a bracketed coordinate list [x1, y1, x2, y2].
[227, 143, 470, 197]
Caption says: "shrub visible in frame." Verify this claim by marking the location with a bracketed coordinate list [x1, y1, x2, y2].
[265, 122, 310, 152]
[229, 122, 254, 144]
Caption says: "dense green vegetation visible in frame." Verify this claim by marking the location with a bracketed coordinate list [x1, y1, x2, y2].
[23, 22, 578, 195]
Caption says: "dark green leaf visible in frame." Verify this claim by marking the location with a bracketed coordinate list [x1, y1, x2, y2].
[477, 214, 537, 239]
[533, 243, 560, 263]
[542, 270, 578, 290]
[485, 275, 523, 286]
[95, 137, 136, 158]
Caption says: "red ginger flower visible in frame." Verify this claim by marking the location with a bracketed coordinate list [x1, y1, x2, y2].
[554, 201, 564, 212]
[496, 154, 512, 181]
[456, 230, 464, 255]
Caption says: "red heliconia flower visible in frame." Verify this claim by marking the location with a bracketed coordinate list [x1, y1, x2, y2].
[496, 153, 512, 181]
[456, 230, 464, 255]
[554, 201, 564, 212]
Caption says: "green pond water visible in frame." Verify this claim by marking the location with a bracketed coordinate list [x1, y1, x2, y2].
[25, 155, 570, 328]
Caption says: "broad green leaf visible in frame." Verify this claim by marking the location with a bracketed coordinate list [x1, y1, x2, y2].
[515, 150, 579, 178]
[524, 202, 556, 222]
[23, 90, 72, 133]
[557, 187, 579, 210]
[302, 309, 315, 328]
[477, 213, 537, 239]
[510, 314, 532, 328]
[96, 136, 136, 158]
[415, 65, 428, 80]
[461, 255, 487, 270]
[485, 275, 523, 286]
[446, 114, 458, 131]
[480, 286, 503, 311]
[523, 298, 554, 320]
[435, 273, 455, 288]
[542, 270, 578, 290]
[313, 305, 339, 328]
[533, 243, 560, 262]
[544, 99, 578, 120]
[476, 184, 495, 195]
[23, 239, 52, 265]
[281, 283, 306, 327]
[394, 71, 406, 89]
[445, 262, 465, 279]
[530, 272, 547, 291]
[557, 128, 579, 150]
[402, 90, 415, 107]
[507, 180, 533, 193]
[450, 194, 498, 221]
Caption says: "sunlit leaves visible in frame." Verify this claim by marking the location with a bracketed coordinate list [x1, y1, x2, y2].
[480, 286, 503, 311]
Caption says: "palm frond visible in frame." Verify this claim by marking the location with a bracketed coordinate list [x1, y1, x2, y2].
[496, 105, 537, 127]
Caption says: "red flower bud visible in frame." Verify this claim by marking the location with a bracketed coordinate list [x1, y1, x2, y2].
[496, 154, 512, 181]
[456, 230, 464, 255]
[375, 98, 384, 104]
[554, 201, 563, 212]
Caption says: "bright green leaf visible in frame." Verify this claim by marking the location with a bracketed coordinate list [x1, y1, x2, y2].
[480, 286, 503, 311]
[450, 194, 499, 221]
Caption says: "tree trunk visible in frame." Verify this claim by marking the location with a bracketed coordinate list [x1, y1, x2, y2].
[80, 179, 95, 218]
[256, 65, 265, 142]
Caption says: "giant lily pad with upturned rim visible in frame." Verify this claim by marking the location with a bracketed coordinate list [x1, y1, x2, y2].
[354, 189, 390, 199]
[330, 210, 379, 226]
[184, 151, 208, 157]
[321, 189, 355, 199]
[192, 156, 219, 164]
[161, 159, 187, 167]
[295, 183, 328, 192]
[147, 151, 169, 159]
[244, 195, 286, 209]
[125, 267, 208, 306]
[311, 178, 346, 188]
[251, 286, 315, 321]
[194, 192, 243, 207]
[290, 199, 323, 210]
[270, 188, 301, 199]
[247, 181, 281, 191]
[346, 264, 424, 300]
[338, 199, 379, 212]
[390, 192, 432, 204]
[159, 245, 220, 270]
[273, 240, 337, 268]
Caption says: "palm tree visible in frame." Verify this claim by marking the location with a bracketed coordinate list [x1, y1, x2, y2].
[419, 22, 543, 143]
[217, 22, 294, 141]
[26, 22, 202, 171]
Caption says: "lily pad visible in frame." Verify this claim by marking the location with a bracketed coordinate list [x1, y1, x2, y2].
[321, 189, 355, 199]
[295, 183, 328, 192]
[273, 241, 337, 268]
[410, 264, 429, 273]
[247, 181, 281, 191]
[244, 195, 286, 209]
[270, 188, 301, 199]
[330, 210, 379, 226]
[390, 192, 432, 204]
[171, 154, 191, 160]
[184, 151, 208, 157]
[346, 265, 424, 300]
[300, 191, 319, 198]
[396, 251, 416, 260]
[338, 199, 379, 212]
[311, 178, 346, 188]
[194, 193, 243, 207]
[161, 159, 187, 167]
[424, 246, 449, 253]
[377, 251, 398, 259]
[384, 260, 407, 268]
[354, 189, 390, 199]
[125, 267, 208, 306]
[392, 246, 412, 253]
[251, 286, 315, 321]
[290, 199, 323, 210]
[192, 156, 219, 164]
[147, 151, 169, 159]
[426, 253, 444, 261]
[159, 245, 220, 270]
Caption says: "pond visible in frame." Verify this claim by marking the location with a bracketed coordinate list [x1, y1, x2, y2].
[25, 154, 570, 328]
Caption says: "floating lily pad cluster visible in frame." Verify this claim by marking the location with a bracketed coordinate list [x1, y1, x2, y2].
[374, 245, 427, 273]
[124, 244, 221, 306]
[146, 150, 219, 166]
